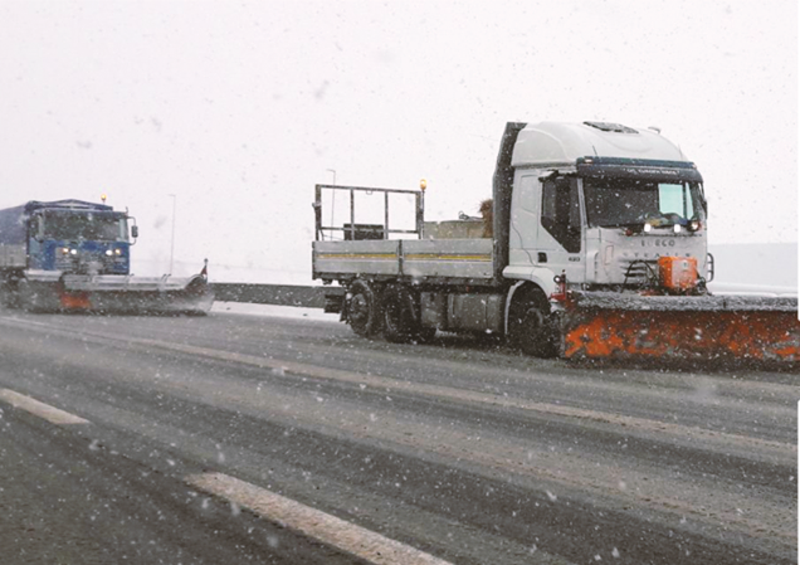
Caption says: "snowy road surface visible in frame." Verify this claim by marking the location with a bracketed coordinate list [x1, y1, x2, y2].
[0, 307, 795, 564]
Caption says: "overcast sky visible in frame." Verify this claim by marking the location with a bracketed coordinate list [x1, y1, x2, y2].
[0, 0, 796, 282]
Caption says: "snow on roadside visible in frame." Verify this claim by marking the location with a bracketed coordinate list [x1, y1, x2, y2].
[707, 282, 797, 297]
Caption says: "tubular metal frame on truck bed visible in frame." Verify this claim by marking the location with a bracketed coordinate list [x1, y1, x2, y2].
[312, 184, 497, 286]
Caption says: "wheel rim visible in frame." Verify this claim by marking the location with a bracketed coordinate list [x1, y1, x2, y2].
[383, 285, 417, 342]
[510, 297, 557, 358]
[523, 306, 545, 336]
[350, 294, 368, 325]
[383, 293, 404, 335]
[347, 280, 381, 337]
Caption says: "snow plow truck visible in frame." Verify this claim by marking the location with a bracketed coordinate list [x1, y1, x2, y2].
[0, 199, 213, 314]
[312, 121, 799, 366]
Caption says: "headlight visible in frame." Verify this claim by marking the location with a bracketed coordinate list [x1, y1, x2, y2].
[105, 249, 114, 257]
[115, 248, 122, 256]
[70, 248, 78, 255]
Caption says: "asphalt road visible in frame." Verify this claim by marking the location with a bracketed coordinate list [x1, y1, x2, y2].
[0, 308, 796, 564]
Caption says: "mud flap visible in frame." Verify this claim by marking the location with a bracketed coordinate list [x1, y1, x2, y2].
[561, 292, 800, 365]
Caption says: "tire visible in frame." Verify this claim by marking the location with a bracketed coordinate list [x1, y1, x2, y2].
[347, 279, 382, 337]
[508, 291, 559, 358]
[382, 284, 434, 343]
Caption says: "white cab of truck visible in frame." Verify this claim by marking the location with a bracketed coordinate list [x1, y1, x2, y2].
[504, 121, 707, 298]
[313, 120, 711, 358]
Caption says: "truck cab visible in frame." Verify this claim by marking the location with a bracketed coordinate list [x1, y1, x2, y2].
[500, 122, 708, 297]
[24, 200, 135, 275]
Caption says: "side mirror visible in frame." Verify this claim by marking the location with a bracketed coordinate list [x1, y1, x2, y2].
[131, 225, 139, 239]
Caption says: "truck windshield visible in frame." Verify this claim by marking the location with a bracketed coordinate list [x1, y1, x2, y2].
[583, 179, 705, 228]
[43, 211, 128, 241]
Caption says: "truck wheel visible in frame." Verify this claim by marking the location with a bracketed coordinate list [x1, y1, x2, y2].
[347, 280, 382, 337]
[508, 294, 558, 358]
[382, 284, 415, 343]
[382, 284, 434, 343]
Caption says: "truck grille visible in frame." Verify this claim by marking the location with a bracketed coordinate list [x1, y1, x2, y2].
[55, 250, 117, 274]
[618, 259, 658, 284]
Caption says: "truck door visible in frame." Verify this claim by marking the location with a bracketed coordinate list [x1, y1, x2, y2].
[509, 174, 540, 261]
[537, 176, 584, 283]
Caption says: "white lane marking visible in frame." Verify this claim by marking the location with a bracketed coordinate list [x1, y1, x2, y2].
[186, 472, 454, 565]
[0, 388, 90, 425]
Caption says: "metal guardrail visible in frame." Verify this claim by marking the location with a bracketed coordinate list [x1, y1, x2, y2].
[211, 283, 340, 308]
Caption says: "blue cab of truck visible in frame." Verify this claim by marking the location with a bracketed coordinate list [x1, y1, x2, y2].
[0, 199, 136, 276]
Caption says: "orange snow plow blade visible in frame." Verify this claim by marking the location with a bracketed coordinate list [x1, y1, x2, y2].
[562, 292, 800, 366]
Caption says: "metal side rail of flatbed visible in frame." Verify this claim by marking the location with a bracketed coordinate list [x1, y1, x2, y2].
[313, 238, 494, 283]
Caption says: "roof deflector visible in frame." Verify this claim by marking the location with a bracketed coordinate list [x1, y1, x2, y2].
[583, 121, 638, 134]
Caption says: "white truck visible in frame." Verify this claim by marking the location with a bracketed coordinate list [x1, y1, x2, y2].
[312, 122, 798, 364]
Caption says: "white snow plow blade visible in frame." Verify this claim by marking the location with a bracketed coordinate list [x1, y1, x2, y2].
[18, 271, 214, 315]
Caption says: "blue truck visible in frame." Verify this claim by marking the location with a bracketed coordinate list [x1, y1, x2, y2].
[0, 199, 212, 313]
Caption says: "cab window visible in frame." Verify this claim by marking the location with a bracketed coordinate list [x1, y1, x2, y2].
[541, 177, 581, 252]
